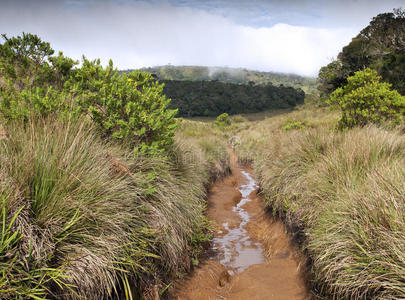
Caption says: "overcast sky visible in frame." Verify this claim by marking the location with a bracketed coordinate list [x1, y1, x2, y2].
[0, 0, 402, 76]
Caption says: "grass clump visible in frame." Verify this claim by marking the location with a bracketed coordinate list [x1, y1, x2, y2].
[0, 117, 229, 299]
[281, 119, 307, 131]
[237, 108, 405, 299]
[230, 115, 248, 123]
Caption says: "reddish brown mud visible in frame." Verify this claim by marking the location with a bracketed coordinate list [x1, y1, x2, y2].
[171, 153, 309, 300]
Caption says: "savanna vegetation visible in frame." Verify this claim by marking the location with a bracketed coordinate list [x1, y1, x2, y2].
[0, 33, 230, 299]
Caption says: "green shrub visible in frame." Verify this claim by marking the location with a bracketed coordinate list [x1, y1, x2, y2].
[66, 58, 178, 155]
[0, 84, 75, 122]
[329, 68, 405, 129]
[214, 112, 231, 127]
[0, 33, 178, 155]
[0, 33, 77, 122]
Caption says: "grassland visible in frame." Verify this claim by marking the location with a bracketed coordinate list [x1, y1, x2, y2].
[2, 104, 404, 299]
[235, 108, 405, 299]
[0, 116, 229, 299]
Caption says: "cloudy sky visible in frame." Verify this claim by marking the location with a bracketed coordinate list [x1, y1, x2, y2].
[0, 0, 402, 76]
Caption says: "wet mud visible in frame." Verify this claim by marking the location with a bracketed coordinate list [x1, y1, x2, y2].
[171, 153, 309, 300]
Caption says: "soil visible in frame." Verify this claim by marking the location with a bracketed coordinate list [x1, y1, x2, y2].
[170, 152, 309, 300]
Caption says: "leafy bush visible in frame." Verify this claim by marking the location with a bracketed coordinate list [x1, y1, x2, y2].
[66, 58, 178, 154]
[0, 83, 75, 122]
[329, 68, 405, 129]
[214, 113, 231, 127]
[0, 33, 178, 154]
[0, 33, 77, 122]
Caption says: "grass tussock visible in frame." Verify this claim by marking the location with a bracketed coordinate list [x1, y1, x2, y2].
[237, 108, 405, 299]
[0, 117, 229, 299]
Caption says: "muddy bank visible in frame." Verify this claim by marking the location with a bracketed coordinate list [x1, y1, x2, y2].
[170, 153, 309, 299]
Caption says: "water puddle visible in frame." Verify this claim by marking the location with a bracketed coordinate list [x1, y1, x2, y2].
[210, 170, 266, 274]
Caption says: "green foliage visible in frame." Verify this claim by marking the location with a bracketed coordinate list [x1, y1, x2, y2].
[0, 33, 77, 122]
[0, 33, 77, 90]
[0, 83, 74, 122]
[163, 79, 305, 117]
[214, 113, 231, 127]
[318, 60, 348, 101]
[0, 33, 178, 154]
[318, 8, 405, 98]
[329, 68, 405, 129]
[0, 33, 54, 81]
[66, 58, 178, 154]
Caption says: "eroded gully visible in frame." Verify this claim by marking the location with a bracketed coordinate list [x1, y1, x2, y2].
[171, 152, 309, 300]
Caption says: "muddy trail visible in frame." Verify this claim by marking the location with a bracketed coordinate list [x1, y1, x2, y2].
[170, 153, 309, 300]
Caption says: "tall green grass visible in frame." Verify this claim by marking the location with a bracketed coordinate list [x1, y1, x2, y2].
[0, 117, 229, 299]
[237, 108, 405, 299]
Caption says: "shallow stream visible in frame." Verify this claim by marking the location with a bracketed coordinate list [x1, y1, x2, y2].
[210, 170, 266, 274]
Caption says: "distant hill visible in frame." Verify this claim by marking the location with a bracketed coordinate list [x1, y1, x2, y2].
[122, 65, 318, 94]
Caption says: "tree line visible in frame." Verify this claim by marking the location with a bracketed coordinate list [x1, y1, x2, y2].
[161, 80, 305, 117]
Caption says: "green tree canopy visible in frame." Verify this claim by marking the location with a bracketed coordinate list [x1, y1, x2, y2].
[318, 8, 405, 99]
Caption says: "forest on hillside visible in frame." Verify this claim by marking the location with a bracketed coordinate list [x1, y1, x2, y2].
[122, 65, 317, 94]
[162, 80, 305, 117]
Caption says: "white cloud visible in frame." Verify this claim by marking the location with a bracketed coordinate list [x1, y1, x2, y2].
[0, 1, 357, 76]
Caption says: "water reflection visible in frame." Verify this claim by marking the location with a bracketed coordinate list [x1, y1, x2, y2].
[210, 171, 265, 274]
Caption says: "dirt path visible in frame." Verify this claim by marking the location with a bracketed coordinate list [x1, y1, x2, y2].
[170, 152, 309, 300]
